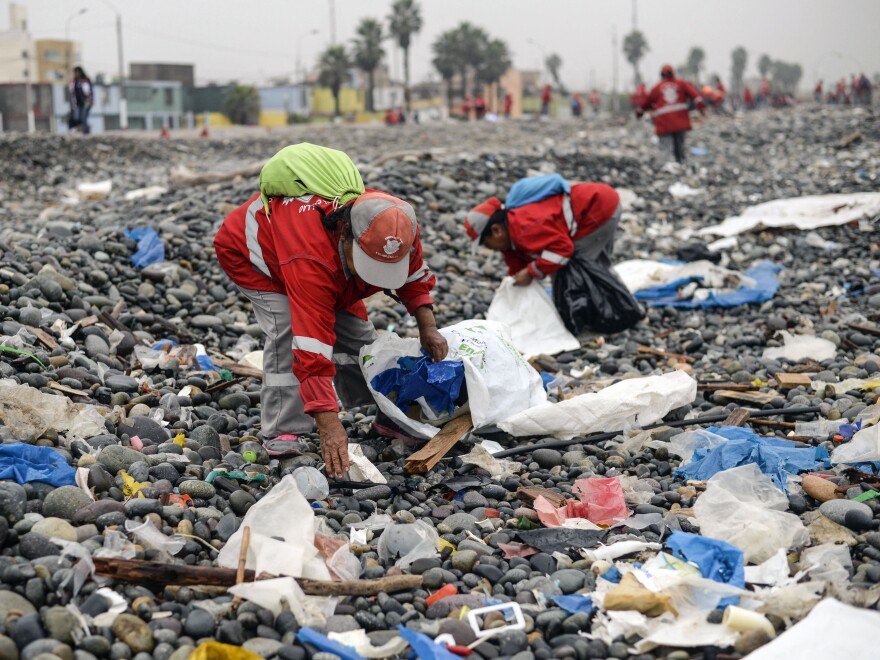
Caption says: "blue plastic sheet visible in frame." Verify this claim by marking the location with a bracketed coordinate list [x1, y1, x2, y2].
[297, 628, 366, 660]
[0, 444, 76, 486]
[553, 594, 595, 615]
[505, 174, 571, 210]
[666, 531, 744, 588]
[123, 227, 165, 268]
[673, 425, 829, 492]
[397, 625, 460, 660]
[635, 261, 781, 309]
[371, 354, 465, 416]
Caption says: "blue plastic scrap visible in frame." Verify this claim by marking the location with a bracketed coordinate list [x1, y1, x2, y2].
[666, 531, 745, 588]
[0, 444, 77, 487]
[397, 625, 460, 660]
[371, 354, 465, 416]
[505, 174, 571, 210]
[673, 425, 829, 492]
[296, 628, 366, 660]
[552, 594, 595, 615]
[123, 227, 165, 268]
[635, 261, 781, 309]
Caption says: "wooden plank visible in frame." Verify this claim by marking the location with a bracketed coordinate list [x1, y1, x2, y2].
[92, 557, 423, 594]
[516, 486, 567, 509]
[722, 408, 752, 427]
[637, 345, 695, 363]
[714, 390, 778, 406]
[23, 325, 57, 350]
[697, 382, 751, 392]
[775, 373, 812, 389]
[787, 361, 822, 374]
[405, 413, 473, 474]
[211, 358, 263, 380]
[47, 381, 90, 397]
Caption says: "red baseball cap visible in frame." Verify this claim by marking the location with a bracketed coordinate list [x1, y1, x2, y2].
[464, 197, 503, 242]
[350, 192, 416, 289]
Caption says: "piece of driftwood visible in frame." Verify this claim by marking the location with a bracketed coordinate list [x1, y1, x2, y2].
[23, 325, 57, 350]
[405, 413, 473, 474]
[170, 162, 264, 188]
[637, 345, 695, 363]
[91, 557, 423, 595]
[775, 373, 813, 389]
[516, 486, 567, 509]
[722, 408, 752, 427]
[714, 389, 778, 406]
[211, 358, 263, 380]
[48, 381, 89, 397]
[697, 381, 751, 392]
[231, 526, 251, 610]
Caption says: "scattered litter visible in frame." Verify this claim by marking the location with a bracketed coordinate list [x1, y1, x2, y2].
[347, 444, 387, 484]
[292, 466, 330, 500]
[0, 443, 77, 486]
[459, 444, 521, 478]
[123, 186, 167, 201]
[123, 227, 166, 268]
[397, 625, 460, 660]
[466, 602, 526, 638]
[328, 629, 410, 659]
[76, 179, 113, 198]
[669, 182, 705, 198]
[831, 424, 880, 464]
[762, 331, 837, 362]
[722, 605, 776, 636]
[634, 261, 780, 309]
[230, 578, 336, 627]
[377, 520, 439, 569]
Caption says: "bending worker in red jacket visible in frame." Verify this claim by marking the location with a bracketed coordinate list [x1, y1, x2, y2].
[637, 64, 705, 164]
[215, 144, 446, 477]
[465, 178, 621, 289]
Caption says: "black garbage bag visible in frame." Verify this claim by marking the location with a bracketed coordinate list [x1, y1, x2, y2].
[553, 256, 645, 334]
[676, 242, 722, 264]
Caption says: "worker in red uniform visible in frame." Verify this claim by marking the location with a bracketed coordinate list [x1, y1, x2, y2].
[589, 88, 601, 114]
[214, 144, 446, 477]
[814, 80, 824, 103]
[631, 83, 647, 111]
[464, 178, 622, 289]
[637, 64, 705, 164]
[474, 94, 487, 119]
[743, 87, 754, 110]
[541, 85, 552, 115]
[503, 92, 513, 118]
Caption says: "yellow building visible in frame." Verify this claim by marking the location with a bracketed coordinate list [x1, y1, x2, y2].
[35, 39, 78, 82]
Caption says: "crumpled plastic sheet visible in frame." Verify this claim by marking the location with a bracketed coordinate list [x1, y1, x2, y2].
[697, 192, 880, 238]
[831, 424, 880, 464]
[371, 354, 466, 417]
[674, 425, 830, 492]
[499, 371, 697, 440]
[535, 496, 594, 529]
[229, 577, 336, 627]
[0, 378, 111, 445]
[327, 629, 410, 659]
[744, 598, 880, 660]
[347, 444, 387, 484]
[762, 331, 837, 362]
[614, 259, 753, 295]
[553, 594, 595, 614]
[800, 543, 852, 585]
[634, 261, 781, 309]
[0, 443, 77, 486]
[52, 538, 96, 596]
[573, 477, 631, 525]
[693, 464, 809, 564]
[124, 519, 185, 558]
[617, 475, 656, 505]
[665, 532, 745, 591]
[459, 445, 521, 478]
[397, 624, 461, 660]
[743, 549, 796, 587]
[582, 541, 662, 562]
[377, 520, 439, 570]
[123, 227, 165, 268]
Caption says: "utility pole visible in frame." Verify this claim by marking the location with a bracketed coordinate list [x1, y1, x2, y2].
[116, 12, 127, 129]
[612, 26, 619, 113]
[24, 49, 34, 133]
[329, 0, 337, 45]
[632, 0, 638, 30]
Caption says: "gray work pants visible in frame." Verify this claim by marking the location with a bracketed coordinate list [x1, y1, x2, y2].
[571, 204, 622, 268]
[659, 131, 687, 163]
[238, 287, 377, 438]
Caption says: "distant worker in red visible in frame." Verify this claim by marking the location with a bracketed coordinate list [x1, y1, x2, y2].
[541, 85, 552, 115]
[503, 92, 513, 118]
[631, 83, 647, 111]
[571, 93, 583, 117]
[474, 94, 487, 119]
[589, 88, 601, 114]
[636, 64, 705, 164]
[814, 80, 823, 103]
[743, 87, 754, 110]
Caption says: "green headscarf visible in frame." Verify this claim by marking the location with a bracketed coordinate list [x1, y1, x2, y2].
[259, 143, 365, 216]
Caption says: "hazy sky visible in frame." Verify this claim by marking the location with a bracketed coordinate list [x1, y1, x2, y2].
[11, 0, 880, 89]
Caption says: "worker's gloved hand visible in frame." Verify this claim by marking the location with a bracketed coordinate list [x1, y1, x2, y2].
[420, 328, 448, 362]
[314, 412, 350, 478]
[513, 268, 534, 287]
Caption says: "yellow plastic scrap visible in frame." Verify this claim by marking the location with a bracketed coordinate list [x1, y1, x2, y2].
[458, 604, 471, 620]
[439, 538, 457, 554]
[173, 432, 186, 447]
[120, 470, 148, 499]
[751, 378, 768, 388]
[190, 641, 262, 660]
[603, 573, 678, 617]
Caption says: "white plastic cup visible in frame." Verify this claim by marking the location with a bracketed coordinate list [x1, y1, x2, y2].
[722, 605, 776, 637]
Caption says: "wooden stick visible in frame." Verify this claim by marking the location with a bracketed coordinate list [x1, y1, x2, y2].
[516, 486, 567, 508]
[91, 557, 422, 594]
[405, 413, 473, 474]
[211, 358, 263, 380]
[722, 408, 752, 427]
[232, 526, 251, 610]
[697, 382, 752, 392]
[637, 345, 695, 363]
[714, 390, 778, 406]
[23, 325, 57, 350]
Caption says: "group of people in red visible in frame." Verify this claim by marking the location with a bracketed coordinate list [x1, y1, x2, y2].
[815, 75, 873, 106]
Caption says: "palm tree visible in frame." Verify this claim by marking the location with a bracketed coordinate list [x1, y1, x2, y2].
[758, 53, 772, 78]
[223, 85, 260, 125]
[477, 38, 512, 113]
[545, 53, 566, 94]
[731, 46, 748, 97]
[388, 0, 422, 112]
[623, 30, 649, 87]
[450, 22, 487, 99]
[353, 18, 384, 112]
[432, 30, 459, 112]
[686, 47, 705, 85]
[318, 45, 351, 117]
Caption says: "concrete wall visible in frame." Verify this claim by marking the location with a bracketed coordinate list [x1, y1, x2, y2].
[35, 39, 78, 82]
[0, 32, 30, 82]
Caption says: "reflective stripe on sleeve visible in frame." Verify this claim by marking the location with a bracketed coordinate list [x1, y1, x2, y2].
[540, 250, 570, 265]
[292, 336, 333, 359]
[652, 102, 689, 116]
[405, 266, 430, 284]
[562, 192, 576, 236]
[245, 197, 271, 278]
[263, 372, 297, 387]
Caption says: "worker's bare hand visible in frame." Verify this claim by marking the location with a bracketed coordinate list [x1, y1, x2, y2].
[513, 268, 534, 287]
[420, 328, 448, 362]
[314, 412, 349, 479]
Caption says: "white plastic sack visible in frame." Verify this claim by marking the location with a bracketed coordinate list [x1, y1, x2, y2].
[486, 278, 579, 358]
[831, 424, 880, 464]
[499, 371, 697, 440]
[361, 320, 546, 439]
[762, 331, 837, 362]
[376, 520, 439, 569]
[217, 475, 330, 580]
[698, 193, 880, 238]
[745, 598, 880, 660]
[694, 464, 808, 564]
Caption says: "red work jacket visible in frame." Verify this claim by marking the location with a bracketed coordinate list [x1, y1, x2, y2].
[641, 78, 704, 135]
